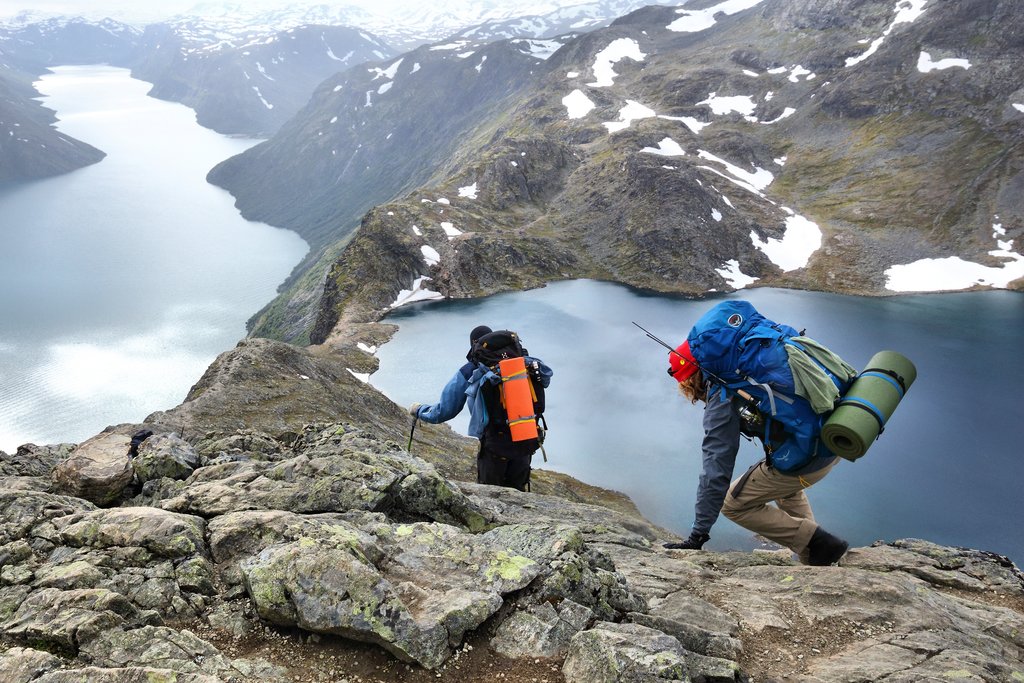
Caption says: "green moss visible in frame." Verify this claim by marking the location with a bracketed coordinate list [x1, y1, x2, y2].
[395, 524, 415, 537]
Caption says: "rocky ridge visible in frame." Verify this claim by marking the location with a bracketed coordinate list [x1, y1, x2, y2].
[2, 405, 1023, 682]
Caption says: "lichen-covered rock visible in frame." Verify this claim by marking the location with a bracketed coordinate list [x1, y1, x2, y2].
[56, 507, 207, 559]
[194, 429, 283, 458]
[132, 433, 200, 484]
[81, 625, 286, 681]
[842, 538, 1024, 594]
[0, 587, 150, 651]
[34, 668, 224, 683]
[0, 646, 62, 682]
[0, 443, 75, 477]
[491, 599, 594, 659]
[241, 521, 541, 668]
[563, 621, 740, 683]
[0, 490, 95, 545]
[629, 591, 742, 661]
[207, 509, 383, 586]
[160, 430, 487, 531]
[51, 433, 133, 505]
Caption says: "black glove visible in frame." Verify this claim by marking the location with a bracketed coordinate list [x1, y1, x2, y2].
[664, 531, 710, 550]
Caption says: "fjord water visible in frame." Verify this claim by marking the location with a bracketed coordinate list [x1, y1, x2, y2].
[373, 281, 1024, 563]
[0, 66, 307, 451]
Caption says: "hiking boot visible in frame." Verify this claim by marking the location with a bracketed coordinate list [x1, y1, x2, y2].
[807, 526, 848, 566]
[664, 531, 710, 550]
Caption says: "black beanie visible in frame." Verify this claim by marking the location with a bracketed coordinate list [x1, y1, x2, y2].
[470, 325, 492, 344]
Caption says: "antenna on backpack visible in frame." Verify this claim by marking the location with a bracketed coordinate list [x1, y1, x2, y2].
[632, 321, 682, 357]
[632, 321, 755, 403]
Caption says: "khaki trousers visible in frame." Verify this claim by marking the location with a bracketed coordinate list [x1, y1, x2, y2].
[721, 458, 838, 564]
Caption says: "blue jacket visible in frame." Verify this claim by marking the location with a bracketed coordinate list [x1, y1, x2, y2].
[416, 356, 552, 438]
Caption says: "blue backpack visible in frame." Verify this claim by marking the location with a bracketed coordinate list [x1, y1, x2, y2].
[687, 301, 857, 471]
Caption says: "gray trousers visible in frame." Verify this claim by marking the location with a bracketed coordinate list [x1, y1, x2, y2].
[722, 458, 838, 564]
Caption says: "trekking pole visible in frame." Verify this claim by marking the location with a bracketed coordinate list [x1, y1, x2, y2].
[538, 415, 549, 463]
[407, 415, 419, 453]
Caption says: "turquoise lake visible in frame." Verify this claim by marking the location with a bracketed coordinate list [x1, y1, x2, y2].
[372, 280, 1024, 564]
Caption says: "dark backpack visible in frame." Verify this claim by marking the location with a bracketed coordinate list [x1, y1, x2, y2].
[469, 330, 546, 441]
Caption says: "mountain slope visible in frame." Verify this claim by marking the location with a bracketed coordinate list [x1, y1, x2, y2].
[0, 64, 105, 182]
[0, 18, 137, 181]
[130, 21, 393, 136]
[281, 0, 1022, 343]
[208, 37, 555, 248]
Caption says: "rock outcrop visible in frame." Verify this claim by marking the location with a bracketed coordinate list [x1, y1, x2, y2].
[3, 419, 1022, 681]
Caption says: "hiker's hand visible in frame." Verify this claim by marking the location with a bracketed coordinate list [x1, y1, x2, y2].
[664, 531, 710, 550]
[408, 403, 422, 417]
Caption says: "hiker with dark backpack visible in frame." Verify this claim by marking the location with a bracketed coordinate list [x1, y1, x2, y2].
[409, 325, 552, 491]
[661, 301, 856, 566]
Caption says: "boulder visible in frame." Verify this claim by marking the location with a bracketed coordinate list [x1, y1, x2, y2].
[563, 621, 740, 683]
[0, 443, 75, 477]
[241, 520, 542, 669]
[0, 490, 95, 545]
[490, 599, 594, 659]
[81, 625, 286, 681]
[132, 433, 200, 484]
[0, 646, 62, 683]
[34, 668, 224, 683]
[1, 587, 150, 651]
[55, 507, 207, 559]
[160, 428, 486, 531]
[52, 433, 133, 504]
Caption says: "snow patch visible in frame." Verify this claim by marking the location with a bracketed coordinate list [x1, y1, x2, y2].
[716, 259, 758, 288]
[712, 209, 723, 222]
[641, 137, 686, 156]
[668, 0, 767, 33]
[847, 0, 928, 67]
[761, 108, 796, 124]
[885, 219, 1024, 291]
[347, 369, 371, 383]
[604, 100, 656, 133]
[563, 89, 595, 119]
[750, 213, 822, 271]
[357, 343, 378, 355]
[917, 51, 971, 72]
[441, 222, 463, 239]
[587, 38, 646, 88]
[421, 245, 440, 266]
[698, 92, 757, 120]
[458, 183, 478, 199]
[697, 150, 774, 195]
[389, 277, 444, 309]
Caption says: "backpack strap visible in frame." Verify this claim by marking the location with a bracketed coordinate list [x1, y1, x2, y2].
[740, 376, 795, 416]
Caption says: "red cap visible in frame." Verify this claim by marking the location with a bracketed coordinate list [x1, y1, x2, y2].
[668, 340, 699, 382]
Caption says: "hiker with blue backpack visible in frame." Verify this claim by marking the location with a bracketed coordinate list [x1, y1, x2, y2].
[409, 325, 552, 491]
[661, 301, 858, 566]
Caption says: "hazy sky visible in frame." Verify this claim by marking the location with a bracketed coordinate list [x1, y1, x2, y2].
[0, 0, 428, 23]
